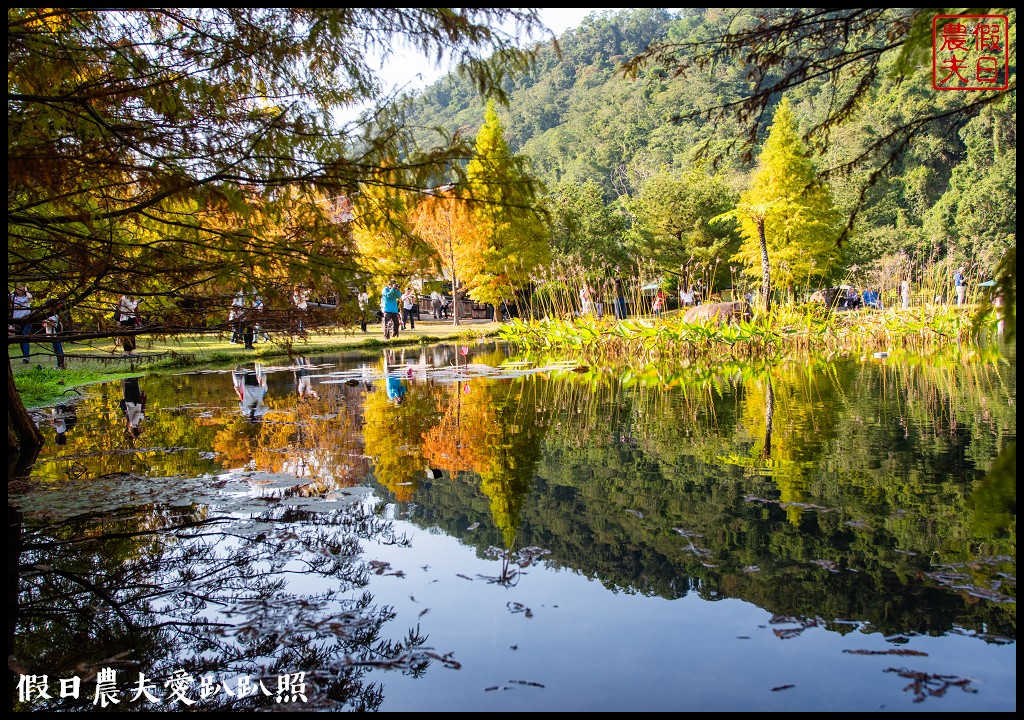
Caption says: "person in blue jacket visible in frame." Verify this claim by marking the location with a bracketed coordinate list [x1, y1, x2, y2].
[862, 286, 882, 310]
[381, 279, 402, 339]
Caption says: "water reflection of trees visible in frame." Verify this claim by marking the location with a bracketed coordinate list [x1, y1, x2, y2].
[23, 347, 1014, 654]
[363, 354, 548, 581]
[247, 384, 372, 495]
[403, 354, 1015, 641]
[12, 502, 446, 712]
[363, 370, 442, 502]
[30, 371, 375, 493]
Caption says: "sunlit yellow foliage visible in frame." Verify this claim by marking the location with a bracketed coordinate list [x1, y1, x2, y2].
[362, 364, 441, 500]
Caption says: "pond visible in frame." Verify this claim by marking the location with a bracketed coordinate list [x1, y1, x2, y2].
[10, 340, 1016, 712]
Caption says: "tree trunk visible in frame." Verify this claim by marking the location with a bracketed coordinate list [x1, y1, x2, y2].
[757, 217, 772, 314]
[7, 358, 43, 453]
[761, 374, 774, 460]
[452, 277, 461, 327]
[6, 505, 22, 713]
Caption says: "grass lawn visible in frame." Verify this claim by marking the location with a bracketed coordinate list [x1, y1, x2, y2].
[10, 318, 503, 408]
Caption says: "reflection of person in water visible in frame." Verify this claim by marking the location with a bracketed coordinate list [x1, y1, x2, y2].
[294, 356, 318, 399]
[120, 377, 147, 439]
[51, 403, 78, 446]
[383, 349, 406, 405]
[233, 363, 268, 421]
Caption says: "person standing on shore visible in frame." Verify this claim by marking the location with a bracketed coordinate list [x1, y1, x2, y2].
[381, 279, 401, 339]
[679, 284, 694, 309]
[430, 289, 444, 319]
[613, 270, 627, 320]
[954, 266, 967, 307]
[251, 292, 270, 343]
[579, 284, 594, 317]
[42, 300, 67, 369]
[401, 286, 417, 330]
[292, 284, 309, 336]
[117, 292, 141, 356]
[652, 288, 666, 318]
[358, 286, 370, 332]
[10, 283, 33, 362]
[900, 278, 911, 310]
[229, 290, 245, 343]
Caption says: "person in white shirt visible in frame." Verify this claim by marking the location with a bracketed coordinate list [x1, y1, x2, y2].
[41, 301, 67, 369]
[117, 293, 141, 355]
[579, 285, 594, 316]
[401, 287, 417, 330]
[251, 293, 270, 343]
[679, 285, 694, 308]
[292, 284, 309, 336]
[430, 289, 444, 319]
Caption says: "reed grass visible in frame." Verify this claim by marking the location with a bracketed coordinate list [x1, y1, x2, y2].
[500, 300, 1008, 363]
[505, 254, 1012, 363]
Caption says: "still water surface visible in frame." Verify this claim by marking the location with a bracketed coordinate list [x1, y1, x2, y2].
[12, 341, 1016, 711]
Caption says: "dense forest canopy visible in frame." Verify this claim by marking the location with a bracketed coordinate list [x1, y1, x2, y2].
[405, 8, 1016, 292]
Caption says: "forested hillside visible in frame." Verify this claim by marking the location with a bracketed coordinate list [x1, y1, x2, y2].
[402, 8, 1016, 295]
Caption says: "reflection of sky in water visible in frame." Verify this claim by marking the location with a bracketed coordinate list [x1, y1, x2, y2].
[15, 343, 1017, 711]
[358, 520, 1016, 712]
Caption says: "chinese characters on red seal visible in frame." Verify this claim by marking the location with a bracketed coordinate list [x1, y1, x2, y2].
[932, 14, 1010, 90]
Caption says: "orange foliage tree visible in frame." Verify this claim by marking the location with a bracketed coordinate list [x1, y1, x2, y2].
[409, 189, 485, 326]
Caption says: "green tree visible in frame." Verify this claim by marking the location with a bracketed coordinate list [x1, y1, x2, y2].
[463, 100, 551, 313]
[547, 179, 629, 267]
[928, 101, 1017, 273]
[624, 168, 740, 287]
[624, 8, 1014, 187]
[726, 99, 842, 308]
[7, 8, 546, 452]
[625, 7, 1016, 329]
